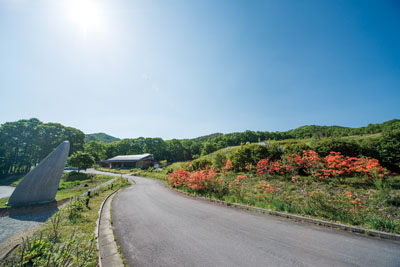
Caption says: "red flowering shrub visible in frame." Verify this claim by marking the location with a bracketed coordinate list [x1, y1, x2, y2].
[256, 159, 285, 177]
[222, 159, 234, 173]
[187, 167, 221, 192]
[168, 169, 190, 188]
[284, 153, 305, 175]
[318, 152, 389, 181]
[302, 150, 323, 177]
[256, 150, 390, 183]
[169, 167, 222, 193]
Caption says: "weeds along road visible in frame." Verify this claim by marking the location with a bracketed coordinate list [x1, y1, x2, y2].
[111, 176, 400, 267]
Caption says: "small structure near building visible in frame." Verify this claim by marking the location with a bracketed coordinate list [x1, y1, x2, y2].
[98, 154, 156, 169]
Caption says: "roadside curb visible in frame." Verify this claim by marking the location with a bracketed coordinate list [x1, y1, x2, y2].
[163, 181, 400, 242]
[96, 177, 135, 267]
[96, 189, 124, 267]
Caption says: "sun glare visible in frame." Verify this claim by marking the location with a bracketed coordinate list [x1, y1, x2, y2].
[66, 0, 103, 37]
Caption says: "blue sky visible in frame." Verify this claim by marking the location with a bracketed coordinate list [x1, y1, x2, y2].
[0, 0, 399, 139]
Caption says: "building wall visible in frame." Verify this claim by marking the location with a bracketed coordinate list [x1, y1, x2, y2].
[99, 159, 155, 169]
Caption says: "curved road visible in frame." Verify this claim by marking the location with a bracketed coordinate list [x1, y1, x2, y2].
[112, 176, 400, 267]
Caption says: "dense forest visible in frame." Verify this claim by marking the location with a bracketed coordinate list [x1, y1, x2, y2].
[1, 118, 399, 178]
[0, 118, 84, 177]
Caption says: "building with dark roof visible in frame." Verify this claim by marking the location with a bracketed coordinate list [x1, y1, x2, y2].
[98, 153, 156, 169]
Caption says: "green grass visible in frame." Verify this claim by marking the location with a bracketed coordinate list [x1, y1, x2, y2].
[0, 197, 8, 208]
[2, 177, 131, 266]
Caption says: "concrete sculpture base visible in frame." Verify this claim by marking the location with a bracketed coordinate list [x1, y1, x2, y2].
[7, 141, 70, 206]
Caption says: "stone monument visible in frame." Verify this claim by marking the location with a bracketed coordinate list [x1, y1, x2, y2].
[7, 141, 70, 206]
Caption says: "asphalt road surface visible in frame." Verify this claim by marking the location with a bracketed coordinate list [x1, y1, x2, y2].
[112, 176, 400, 267]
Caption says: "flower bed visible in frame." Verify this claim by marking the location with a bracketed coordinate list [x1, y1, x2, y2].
[164, 150, 399, 233]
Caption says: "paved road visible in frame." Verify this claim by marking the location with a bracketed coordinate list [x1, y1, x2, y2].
[0, 186, 15, 199]
[112, 176, 400, 267]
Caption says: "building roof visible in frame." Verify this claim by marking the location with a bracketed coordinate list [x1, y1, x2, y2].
[102, 153, 154, 162]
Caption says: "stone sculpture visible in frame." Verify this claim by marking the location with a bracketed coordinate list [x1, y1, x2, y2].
[7, 141, 70, 206]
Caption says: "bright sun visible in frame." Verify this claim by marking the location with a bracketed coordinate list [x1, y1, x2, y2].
[65, 0, 103, 37]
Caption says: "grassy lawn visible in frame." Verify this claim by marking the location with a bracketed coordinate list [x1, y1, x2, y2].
[0, 172, 115, 208]
[138, 169, 400, 234]
[2, 177, 131, 266]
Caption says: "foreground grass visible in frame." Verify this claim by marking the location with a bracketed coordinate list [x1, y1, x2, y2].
[138, 169, 400, 234]
[3, 177, 131, 266]
[0, 172, 115, 208]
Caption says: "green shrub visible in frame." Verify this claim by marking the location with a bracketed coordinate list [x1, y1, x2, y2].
[374, 130, 400, 172]
[191, 158, 212, 170]
[313, 138, 361, 157]
[213, 151, 227, 170]
[229, 144, 282, 172]
[68, 199, 85, 222]
[283, 143, 311, 155]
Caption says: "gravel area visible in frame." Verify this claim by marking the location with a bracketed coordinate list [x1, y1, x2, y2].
[0, 209, 57, 255]
[0, 171, 118, 258]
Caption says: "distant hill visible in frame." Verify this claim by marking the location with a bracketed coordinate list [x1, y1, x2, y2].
[191, 133, 223, 142]
[284, 119, 400, 139]
[85, 133, 120, 143]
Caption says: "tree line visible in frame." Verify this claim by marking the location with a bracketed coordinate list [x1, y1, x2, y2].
[1, 118, 399, 179]
[0, 118, 85, 177]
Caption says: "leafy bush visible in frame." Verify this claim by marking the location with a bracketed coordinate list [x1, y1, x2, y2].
[374, 130, 400, 172]
[213, 151, 227, 170]
[67, 199, 85, 222]
[229, 144, 283, 172]
[283, 143, 311, 156]
[191, 158, 212, 171]
[313, 138, 361, 157]
[256, 159, 285, 177]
